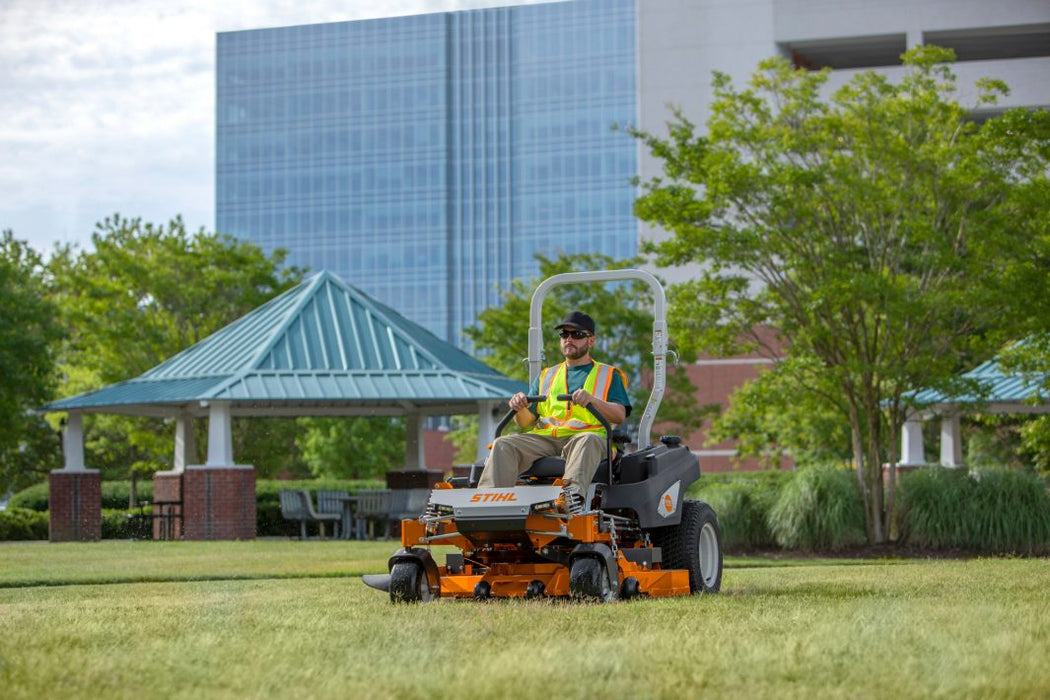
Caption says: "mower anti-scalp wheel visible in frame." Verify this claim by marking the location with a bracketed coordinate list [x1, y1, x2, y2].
[620, 576, 641, 600]
[651, 500, 723, 594]
[389, 562, 434, 603]
[569, 556, 618, 603]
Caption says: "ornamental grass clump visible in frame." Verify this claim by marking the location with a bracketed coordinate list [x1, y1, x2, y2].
[899, 467, 1050, 554]
[696, 479, 779, 551]
[768, 462, 866, 551]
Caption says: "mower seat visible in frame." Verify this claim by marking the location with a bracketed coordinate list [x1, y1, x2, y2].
[520, 456, 615, 485]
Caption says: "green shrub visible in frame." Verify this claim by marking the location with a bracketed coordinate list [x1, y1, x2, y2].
[100, 508, 154, 539]
[7, 482, 49, 511]
[9, 480, 156, 512]
[0, 507, 49, 540]
[768, 463, 866, 551]
[896, 467, 972, 549]
[899, 467, 1050, 554]
[695, 479, 780, 551]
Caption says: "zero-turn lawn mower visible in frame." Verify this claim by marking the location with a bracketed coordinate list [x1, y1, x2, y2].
[364, 269, 723, 602]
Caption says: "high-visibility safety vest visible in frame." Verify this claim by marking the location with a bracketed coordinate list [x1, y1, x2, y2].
[531, 362, 627, 439]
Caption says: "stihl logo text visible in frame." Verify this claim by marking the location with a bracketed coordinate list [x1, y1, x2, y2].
[470, 492, 519, 503]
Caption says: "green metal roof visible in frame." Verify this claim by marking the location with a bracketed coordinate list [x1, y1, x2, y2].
[42, 271, 523, 416]
[910, 351, 1049, 412]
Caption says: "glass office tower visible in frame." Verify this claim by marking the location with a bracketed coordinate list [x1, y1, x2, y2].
[216, 0, 637, 345]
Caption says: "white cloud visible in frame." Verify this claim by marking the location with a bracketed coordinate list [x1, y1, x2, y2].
[0, 0, 552, 254]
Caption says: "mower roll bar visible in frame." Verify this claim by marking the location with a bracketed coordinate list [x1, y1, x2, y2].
[529, 269, 667, 450]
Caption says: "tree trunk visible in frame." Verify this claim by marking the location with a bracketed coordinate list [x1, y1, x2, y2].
[849, 408, 874, 543]
[129, 471, 138, 509]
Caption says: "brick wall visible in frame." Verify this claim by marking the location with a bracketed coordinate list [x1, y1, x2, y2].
[49, 470, 101, 541]
[182, 467, 256, 540]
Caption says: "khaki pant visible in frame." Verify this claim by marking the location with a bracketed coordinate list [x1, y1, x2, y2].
[477, 431, 607, 493]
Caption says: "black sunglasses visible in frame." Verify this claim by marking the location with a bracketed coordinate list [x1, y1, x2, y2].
[559, 330, 592, 340]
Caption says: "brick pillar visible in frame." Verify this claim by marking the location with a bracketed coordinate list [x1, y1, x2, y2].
[152, 471, 184, 540]
[49, 470, 102, 542]
[182, 466, 256, 540]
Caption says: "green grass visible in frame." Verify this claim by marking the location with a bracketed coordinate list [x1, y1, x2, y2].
[1, 542, 1048, 698]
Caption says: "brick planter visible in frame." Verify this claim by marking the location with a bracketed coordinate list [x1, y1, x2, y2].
[49, 470, 102, 542]
[182, 466, 256, 540]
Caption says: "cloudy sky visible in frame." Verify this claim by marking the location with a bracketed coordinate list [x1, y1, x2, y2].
[0, 0, 551, 255]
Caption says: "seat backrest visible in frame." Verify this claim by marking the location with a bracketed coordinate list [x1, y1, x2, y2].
[405, 488, 430, 514]
[356, 489, 392, 516]
[279, 489, 304, 518]
[316, 490, 349, 516]
[387, 489, 409, 515]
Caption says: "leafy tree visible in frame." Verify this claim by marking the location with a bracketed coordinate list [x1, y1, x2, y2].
[296, 417, 406, 479]
[48, 215, 303, 492]
[0, 231, 64, 494]
[710, 355, 851, 467]
[459, 252, 706, 454]
[631, 47, 1050, 542]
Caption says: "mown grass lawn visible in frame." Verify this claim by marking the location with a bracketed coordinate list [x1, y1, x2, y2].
[1, 541, 1048, 699]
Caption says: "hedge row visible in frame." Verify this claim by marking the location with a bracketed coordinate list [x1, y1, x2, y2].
[897, 467, 1050, 554]
[7, 481, 156, 512]
[693, 465, 1050, 554]
[4, 478, 387, 540]
[7, 469, 1049, 552]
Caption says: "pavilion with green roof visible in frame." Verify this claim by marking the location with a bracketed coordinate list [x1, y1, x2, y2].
[41, 271, 524, 540]
[901, 351, 1049, 468]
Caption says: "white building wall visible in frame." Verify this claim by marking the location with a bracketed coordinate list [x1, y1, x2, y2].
[634, 0, 1050, 270]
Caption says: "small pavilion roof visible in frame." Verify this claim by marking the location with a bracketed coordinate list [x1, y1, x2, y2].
[41, 271, 523, 417]
[910, 350, 1049, 415]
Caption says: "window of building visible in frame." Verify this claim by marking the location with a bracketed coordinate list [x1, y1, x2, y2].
[923, 24, 1050, 62]
[782, 33, 908, 70]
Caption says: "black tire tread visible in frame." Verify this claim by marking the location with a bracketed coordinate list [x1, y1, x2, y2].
[649, 499, 723, 594]
[389, 562, 422, 603]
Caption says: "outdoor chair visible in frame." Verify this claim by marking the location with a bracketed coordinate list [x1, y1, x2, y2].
[388, 488, 431, 522]
[278, 489, 341, 539]
[278, 489, 311, 540]
[299, 490, 341, 539]
[316, 490, 349, 517]
[353, 489, 392, 539]
[317, 489, 351, 539]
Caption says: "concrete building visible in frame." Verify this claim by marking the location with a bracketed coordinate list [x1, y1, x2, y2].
[216, 0, 1049, 470]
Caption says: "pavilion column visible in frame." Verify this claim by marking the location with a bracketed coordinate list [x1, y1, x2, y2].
[182, 401, 256, 540]
[939, 414, 963, 467]
[173, 412, 196, 473]
[476, 400, 501, 464]
[49, 411, 101, 541]
[405, 413, 425, 470]
[900, 416, 926, 466]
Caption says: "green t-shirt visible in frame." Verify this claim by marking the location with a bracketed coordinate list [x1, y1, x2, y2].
[527, 362, 632, 418]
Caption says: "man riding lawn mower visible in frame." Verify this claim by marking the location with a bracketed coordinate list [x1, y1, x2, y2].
[363, 270, 723, 602]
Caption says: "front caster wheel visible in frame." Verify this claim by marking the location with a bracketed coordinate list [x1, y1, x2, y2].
[569, 556, 618, 603]
[389, 562, 435, 603]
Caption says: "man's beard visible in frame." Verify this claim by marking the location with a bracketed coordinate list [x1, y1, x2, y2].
[562, 343, 589, 361]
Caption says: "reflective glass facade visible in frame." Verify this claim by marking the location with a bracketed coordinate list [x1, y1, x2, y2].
[217, 0, 637, 344]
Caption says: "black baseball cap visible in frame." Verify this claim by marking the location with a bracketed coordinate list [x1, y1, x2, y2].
[555, 311, 595, 335]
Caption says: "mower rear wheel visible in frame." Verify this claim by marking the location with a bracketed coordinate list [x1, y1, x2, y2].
[651, 500, 723, 594]
[389, 562, 434, 603]
[569, 556, 618, 603]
